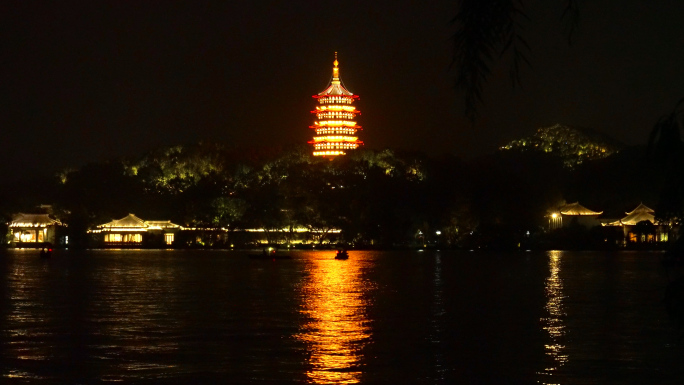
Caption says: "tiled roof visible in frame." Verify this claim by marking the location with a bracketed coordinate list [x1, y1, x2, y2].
[99, 214, 147, 228]
[560, 202, 603, 216]
[9, 213, 62, 227]
[621, 203, 656, 225]
[97, 214, 181, 230]
[318, 82, 354, 96]
[146, 220, 181, 229]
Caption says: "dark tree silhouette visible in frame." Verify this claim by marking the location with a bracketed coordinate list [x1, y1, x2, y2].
[649, 99, 684, 225]
[648, 98, 684, 163]
[451, 0, 578, 119]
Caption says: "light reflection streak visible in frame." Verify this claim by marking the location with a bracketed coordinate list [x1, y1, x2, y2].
[429, 253, 446, 380]
[538, 251, 569, 384]
[4, 262, 55, 377]
[4, 370, 46, 380]
[89, 263, 180, 380]
[297, 253, 372, 384]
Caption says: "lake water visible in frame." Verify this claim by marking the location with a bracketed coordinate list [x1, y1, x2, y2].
[0, 249, 682, 384]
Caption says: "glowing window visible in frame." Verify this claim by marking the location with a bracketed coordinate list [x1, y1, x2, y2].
[19, 230, 37, 242]
[105, 233, 122, 242]
[123, 234, 142, 243]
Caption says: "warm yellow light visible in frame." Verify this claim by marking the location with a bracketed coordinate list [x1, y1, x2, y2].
[319, 96, 353, 105]
[104, 233, 142, 243]
[316, 112, 355, 120]
[313, 136, 358, 143]
[315, 120, 357, 127]
[316, 105, 356, 112]
[315, 128, 356, 135]
[295, 254, 370, 383]
[313, 150, 346, 156]
[551, 213, 558, 218]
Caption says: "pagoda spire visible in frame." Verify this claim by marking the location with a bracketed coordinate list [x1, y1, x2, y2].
[332, 52, 340, 83]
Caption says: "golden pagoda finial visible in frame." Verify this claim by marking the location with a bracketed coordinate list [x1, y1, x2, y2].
[332, 52, 340, 82]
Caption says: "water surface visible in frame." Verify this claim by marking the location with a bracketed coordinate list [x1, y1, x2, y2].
[0, 249, 681, 384]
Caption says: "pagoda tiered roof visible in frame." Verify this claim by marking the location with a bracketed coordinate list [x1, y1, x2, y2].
[316, 83, 355, 97]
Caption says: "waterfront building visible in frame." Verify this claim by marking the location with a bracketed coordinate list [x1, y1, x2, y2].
[90, 214, 181, 247]
[602, 203, 670, 244]
[548, 202, 603, 230]
[8, 212, 66, 247]
[309, 53, 363, 157]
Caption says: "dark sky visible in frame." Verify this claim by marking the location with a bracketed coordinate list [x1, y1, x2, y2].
[3, 1, 684, 180]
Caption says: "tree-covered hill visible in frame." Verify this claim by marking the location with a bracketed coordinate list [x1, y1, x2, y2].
[500, 123, 624, 168]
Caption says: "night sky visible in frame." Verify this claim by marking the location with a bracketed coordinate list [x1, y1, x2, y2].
[3, 1, 684, 181]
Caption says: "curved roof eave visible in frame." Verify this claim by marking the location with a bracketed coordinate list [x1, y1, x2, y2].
[317, 83, 354, 96]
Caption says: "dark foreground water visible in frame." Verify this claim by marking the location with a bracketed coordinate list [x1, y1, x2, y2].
[1, 249, 682, 384]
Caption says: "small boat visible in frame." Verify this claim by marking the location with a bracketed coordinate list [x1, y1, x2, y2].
[334, 250, 349, 260]
[40, 247, 53, 258]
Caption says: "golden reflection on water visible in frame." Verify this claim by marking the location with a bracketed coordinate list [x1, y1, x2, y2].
[297, 252, 372, 384]
[538, 250, 569, 384]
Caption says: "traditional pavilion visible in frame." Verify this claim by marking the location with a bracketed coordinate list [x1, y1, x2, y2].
[309, 53, 363, 157]
[9, 213, 65, 246]
[602, 203, 670, 244]
[89, 214, 181, 247]
[548, 202, 603, 229]
[619, 203, 656, 226]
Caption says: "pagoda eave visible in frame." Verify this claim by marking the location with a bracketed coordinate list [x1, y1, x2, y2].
[309, 125, 362, 129]
[309, 140, 364, 144]
[311, 110, 360, 114]
[312, 94, 360, 99]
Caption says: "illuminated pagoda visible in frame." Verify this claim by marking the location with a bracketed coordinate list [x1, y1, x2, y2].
[310, 53, 363, 157]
